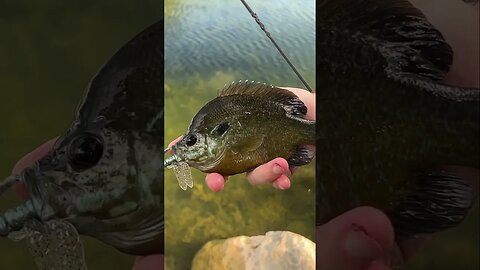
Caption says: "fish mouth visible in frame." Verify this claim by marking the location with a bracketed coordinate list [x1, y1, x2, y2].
[163, 145, 184, 168]
[163, 144, 226, 172]
[22, 167, 68, 220]
[0, 166, 58, 236]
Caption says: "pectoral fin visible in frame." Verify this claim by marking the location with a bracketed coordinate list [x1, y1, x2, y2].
[232, 134, 265, 153]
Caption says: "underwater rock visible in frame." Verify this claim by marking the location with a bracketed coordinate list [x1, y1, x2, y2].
[191, 231, 315, 270]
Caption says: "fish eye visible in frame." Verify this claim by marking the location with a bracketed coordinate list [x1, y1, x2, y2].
[68, 134, 104, 171]
[185, 134, 197, 147]
[214, 122, 230, 136]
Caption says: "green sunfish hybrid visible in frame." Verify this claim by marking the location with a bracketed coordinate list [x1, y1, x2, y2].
[167, 81, 315, 177]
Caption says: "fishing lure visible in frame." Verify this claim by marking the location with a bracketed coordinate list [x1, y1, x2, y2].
[0, 19, 164, 269]
[164, 0, 315, 190]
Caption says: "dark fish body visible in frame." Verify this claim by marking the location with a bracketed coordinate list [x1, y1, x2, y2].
[317, 0, 479, 238]
[171, 82, 315, 176]
[1, 20, 164, 255]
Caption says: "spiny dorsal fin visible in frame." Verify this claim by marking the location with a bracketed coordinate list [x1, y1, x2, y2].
[219, 80, 308, 117]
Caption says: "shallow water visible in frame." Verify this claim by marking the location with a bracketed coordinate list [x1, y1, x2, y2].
[164, 0, 316, 269]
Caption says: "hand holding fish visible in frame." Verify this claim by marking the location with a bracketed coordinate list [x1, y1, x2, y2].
[167, 86, 316, 192]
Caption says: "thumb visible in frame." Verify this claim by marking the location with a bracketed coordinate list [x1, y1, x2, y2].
[316, 207, 395, 270]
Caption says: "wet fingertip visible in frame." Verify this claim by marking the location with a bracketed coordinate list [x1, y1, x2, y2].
[205, 173, 225, 192]
[272, 182, 279, 189]
[167, 136, 183, 149]
[272, 175, 291, 190]
[212, 183, 224, 192]
[272, 164, 284, 175]
[345, 224, 383, 259]
[133, 255, 164, 270]
[366, 260, 391, 270]
[269, 157, 289, 168]
[278, 176, 291, 190]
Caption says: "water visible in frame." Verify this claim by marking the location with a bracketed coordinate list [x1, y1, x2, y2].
[164, 0, 315, 269]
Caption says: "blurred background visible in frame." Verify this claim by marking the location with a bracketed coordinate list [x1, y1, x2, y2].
[0, 1, 161, 269]
[0, 0, 477, 270]
[164, 0, 316, 269]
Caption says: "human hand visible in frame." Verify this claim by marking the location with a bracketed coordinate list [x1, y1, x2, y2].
[9, 138, 164, 270]
[132, 255, 164, 270]
[317, 166, 479, 270]
[167, 87, 316, 192]
[316, 207, 396, 270]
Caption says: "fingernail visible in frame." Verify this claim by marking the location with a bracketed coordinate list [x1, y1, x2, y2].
[345, 225, 382, 259]
[277, 183, 287, 190]
[272, 180, 286, 190]
[272, 164, 284, 174]
[272, 181, 281, 189]
[279, 179, 291, 190]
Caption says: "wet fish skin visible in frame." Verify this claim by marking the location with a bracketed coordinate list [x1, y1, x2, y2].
[6, 20, 164, 255]
[172, 82, 316, 176]
[317, 0, 479, 238]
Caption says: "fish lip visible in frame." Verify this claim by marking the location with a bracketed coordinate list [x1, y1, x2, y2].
[166, 134, 226, 171]
[164, 145, 186, 168]
[21, 165, 57, 220]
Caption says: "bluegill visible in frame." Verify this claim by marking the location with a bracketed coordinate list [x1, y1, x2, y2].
[166, 81, 315, 178]
[0, 19, 164, 256]
[317, 0, 479, 239]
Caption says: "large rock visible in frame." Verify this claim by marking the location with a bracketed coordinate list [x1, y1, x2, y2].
[191, 231, 315, 270]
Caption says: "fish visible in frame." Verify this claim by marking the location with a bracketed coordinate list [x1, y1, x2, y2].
[317, 0, 479, 239]
[0, 19, 164, 268]
[165, 81, 315, 182]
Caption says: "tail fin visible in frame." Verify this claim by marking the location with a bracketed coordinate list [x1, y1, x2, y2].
[388, 171, 476, 239]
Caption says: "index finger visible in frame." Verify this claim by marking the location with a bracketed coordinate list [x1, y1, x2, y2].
[11, 137, 59, 198]
[166, 136, 183, 154]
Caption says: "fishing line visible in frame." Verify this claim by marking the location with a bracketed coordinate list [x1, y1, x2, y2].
[239, 0, 313, 92]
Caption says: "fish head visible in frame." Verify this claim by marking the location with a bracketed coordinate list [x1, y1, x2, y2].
[10, 20, 165, 255]
[23, 119, 145, 220]
[174, 118, 231, 171]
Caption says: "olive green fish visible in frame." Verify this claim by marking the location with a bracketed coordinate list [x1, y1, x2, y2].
[165, 81, 315, 179]
[317, 0, 479, 239]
